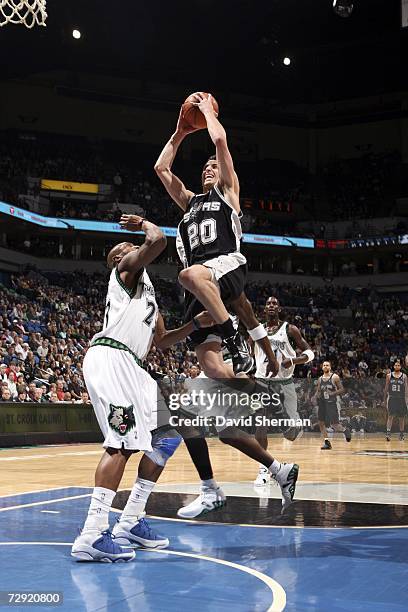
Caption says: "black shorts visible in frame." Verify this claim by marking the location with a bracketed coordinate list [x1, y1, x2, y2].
[388, 399, 408, 417]
[184, 254, 247, 348]
[318, 398, 339, 425]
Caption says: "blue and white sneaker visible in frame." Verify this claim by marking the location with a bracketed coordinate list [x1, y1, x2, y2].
[112, 512, 169, 549]
[71, 529, 135, 563]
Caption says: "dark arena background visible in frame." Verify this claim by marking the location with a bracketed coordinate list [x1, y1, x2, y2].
[0, 1, 407, 610]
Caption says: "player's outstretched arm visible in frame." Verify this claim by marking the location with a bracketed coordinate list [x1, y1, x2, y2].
[191, 93, 240, 212]
[154, 311, 214, 350]
[154, 109, 197, 211]
[118, 215, 167, 284]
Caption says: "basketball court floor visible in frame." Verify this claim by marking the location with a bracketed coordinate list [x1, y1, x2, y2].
[0, 434, 407, 611]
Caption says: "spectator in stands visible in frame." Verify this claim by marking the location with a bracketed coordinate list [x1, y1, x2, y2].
[56, 380, 65, 401]
[7, 372, 17, 399]
[49, 391, 60, 403]
[77, 390, 91, 404]
[17, 390, 28, 402]
[1, 388, 12, 402]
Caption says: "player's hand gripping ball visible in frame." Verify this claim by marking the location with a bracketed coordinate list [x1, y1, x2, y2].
[181, 92, 219, 130]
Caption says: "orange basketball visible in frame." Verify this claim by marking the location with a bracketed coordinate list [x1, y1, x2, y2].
[181, 92, 219, 130]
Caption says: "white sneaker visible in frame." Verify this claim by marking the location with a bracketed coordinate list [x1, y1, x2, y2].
[71, 529, 135, 563]
[272, 463, 299, 512]
[254, 466, 271, 486]
[177, 486, 226, 519]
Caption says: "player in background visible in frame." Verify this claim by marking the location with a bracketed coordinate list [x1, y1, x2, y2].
[384, 359, 408, 441]
[252, 296, 315, 485]
[71, 215, 215, 562]
[312, 361, 351, 450]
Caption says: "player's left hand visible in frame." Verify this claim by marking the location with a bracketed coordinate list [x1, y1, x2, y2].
[266, 355, 279, 377]
[195, 311, 215, 328]
[190, 92, 218, 117]
[281, 358, 293, 369]
[119, 214, 145, 232]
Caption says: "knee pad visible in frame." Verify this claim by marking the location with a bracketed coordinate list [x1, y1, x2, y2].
[145, 427, 182, 467]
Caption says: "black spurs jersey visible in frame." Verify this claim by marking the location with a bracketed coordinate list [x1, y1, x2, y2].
[389, 372, 406, 399]
[320, 374, 337, 404]
[176, 185, 243, 267]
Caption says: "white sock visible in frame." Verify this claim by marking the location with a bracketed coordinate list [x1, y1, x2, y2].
[259, 463, 268, 472]
[202, 478, 218, 490]
[268, 460, 281, 476]
[120, 478, 155, 522]
[83, 486, 116, 533]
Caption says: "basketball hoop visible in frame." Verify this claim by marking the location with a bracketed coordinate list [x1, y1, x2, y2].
[0, 0, 47, 28]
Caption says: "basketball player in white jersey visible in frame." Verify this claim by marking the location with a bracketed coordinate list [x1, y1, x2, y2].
[252, 296, 315, 485]
[72, 215, 215, 562]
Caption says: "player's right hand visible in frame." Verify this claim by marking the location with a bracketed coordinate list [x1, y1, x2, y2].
[176, 106, 201, 136]
[266, 355, 279, 377]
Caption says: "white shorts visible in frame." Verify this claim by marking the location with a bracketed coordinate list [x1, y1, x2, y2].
[83, 345, 158, 451]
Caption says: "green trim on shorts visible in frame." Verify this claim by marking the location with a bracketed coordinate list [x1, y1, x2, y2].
[91, 337, 144, 368]
[115, 268, 137, 298]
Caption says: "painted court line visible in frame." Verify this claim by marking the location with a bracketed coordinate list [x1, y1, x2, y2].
[0, 493, 92, 513]
[0, 451, 102, 462]
[0, 542, 286, 612]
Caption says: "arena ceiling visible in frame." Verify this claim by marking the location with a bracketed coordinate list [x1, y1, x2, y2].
[1, 0, 407, 104]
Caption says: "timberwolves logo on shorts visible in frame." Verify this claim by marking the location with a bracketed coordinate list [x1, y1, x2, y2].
[108, 404, 136, 436]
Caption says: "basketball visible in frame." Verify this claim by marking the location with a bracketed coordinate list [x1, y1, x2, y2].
[181, 92, 219, 129]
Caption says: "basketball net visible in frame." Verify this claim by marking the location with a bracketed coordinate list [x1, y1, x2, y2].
[0, 0, 47, 28]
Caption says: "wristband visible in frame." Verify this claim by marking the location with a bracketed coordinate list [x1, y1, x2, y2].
[248, 324, 267, 341]
[192, 316, 201, 331]
[302, 349, 315, 363]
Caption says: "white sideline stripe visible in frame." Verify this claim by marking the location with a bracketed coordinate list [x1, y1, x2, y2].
[0, 486, 91, 499]
[0, 493, 92, 512]
[40, 510, 60, 514]
[0, 451, 101, 462]
[0, 542, 286, 612]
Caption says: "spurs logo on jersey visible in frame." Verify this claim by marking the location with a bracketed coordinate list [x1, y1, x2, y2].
[254, 322, 296, 379]
[320, 374, 337, 403]
[389, 372, 406, 397]
[176, 185, 243, 267]
[91, 268, 158, 361]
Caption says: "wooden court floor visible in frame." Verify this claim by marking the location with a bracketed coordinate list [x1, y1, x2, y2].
[0, 434, 406, 498]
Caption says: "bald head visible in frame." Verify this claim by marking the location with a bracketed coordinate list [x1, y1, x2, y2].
[107, 242, 136, 269]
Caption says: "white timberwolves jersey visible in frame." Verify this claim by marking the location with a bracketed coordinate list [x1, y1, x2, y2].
[91, 268, 158, 361]
[254, 322, 296, 379]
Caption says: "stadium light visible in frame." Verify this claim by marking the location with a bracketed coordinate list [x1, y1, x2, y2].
[72, 29, 81, 39]
[283, 57, 291, 66]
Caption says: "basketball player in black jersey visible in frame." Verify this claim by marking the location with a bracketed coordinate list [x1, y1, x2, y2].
[155, 93, 298, 517]
[384, 359, 407, 441]
[312, 361, 351, 450]
[155, 92, 278, 378]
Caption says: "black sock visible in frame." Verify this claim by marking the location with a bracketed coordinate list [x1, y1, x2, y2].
[184, 437, 214, 481]
[218, 318, 236, 340]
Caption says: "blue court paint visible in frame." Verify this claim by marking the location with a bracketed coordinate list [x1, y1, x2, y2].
[0, 489, 406, 612]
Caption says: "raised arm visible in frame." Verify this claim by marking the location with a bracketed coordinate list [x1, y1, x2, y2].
[154, 109, 197, 211]
[192, 93, 240, 212]
[117, 215, 167, 286]
[154, 311, 214, 350]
